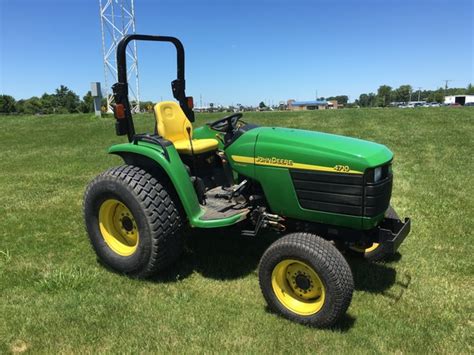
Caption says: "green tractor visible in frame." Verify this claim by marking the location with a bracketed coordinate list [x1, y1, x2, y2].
[84, 35, 410, 328]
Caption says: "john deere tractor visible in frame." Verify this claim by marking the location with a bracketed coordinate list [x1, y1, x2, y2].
[84, 35, 410, 328]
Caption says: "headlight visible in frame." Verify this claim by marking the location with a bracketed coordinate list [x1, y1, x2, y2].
[374, 167, 382, 182]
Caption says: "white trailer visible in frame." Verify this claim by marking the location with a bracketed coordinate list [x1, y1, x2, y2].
[444, 95, 474, 105]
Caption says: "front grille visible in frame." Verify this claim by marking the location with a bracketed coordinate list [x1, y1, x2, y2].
[291, 167, 392, 217]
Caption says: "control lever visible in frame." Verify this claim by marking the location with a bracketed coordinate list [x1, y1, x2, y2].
[231, 179, 247, 198]
[186, 126, 197, 174]
[214, 179, 248, 201]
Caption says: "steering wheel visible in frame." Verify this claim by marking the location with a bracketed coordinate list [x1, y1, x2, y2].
[209, 113, 243, 133]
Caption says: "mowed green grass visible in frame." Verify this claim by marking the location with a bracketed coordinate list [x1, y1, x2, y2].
[0, 108, 472, 353]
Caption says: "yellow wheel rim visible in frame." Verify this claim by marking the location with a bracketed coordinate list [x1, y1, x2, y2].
[271, 259, 326, 316]
[350, 242, 380, 253]
[98, 199, 139, 256]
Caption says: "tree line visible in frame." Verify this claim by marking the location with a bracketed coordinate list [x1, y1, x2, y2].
[355, 84, 474, 108]
[2, 83, 474, 114]
[0, 85, 97, 115]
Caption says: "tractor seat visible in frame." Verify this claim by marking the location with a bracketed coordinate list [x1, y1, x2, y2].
[154, 101, 218, 155]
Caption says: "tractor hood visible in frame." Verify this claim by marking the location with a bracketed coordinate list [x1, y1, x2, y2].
[254, 127, 393, 173]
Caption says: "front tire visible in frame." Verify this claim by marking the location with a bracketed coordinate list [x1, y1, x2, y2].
[83, 165, 183, 278]
[259, 233, 354, 328]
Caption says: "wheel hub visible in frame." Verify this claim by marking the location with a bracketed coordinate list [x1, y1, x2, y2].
[295, 274, 311, 291]
[121, 216, 134, 232]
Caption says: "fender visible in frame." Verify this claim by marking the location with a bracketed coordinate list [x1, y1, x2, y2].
[108, 141, 245, 228]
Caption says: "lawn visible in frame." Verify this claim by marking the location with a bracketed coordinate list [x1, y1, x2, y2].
[1, 108, 472, 353]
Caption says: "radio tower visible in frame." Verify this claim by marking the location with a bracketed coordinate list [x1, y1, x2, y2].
[99, 0, 140, 113]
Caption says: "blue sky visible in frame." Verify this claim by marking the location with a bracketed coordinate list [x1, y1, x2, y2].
[1, 0, 473, 105]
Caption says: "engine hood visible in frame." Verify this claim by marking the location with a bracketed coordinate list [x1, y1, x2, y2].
[254, 127, 393, 173]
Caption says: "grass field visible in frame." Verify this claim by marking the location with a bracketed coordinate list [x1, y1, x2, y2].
[1, 108, 473, 353]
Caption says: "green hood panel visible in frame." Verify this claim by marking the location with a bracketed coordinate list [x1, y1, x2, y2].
[225, 126, 394, 230]
[255, 127, 393, 173]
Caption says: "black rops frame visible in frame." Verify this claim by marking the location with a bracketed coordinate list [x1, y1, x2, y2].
[112, 34, 195, 141]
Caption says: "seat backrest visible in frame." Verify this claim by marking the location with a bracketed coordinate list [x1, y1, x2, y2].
[154, 101, 192, 142]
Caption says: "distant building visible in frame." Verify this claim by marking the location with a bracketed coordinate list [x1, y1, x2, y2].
[287, 99, 328, 110]
[444, 95, 474, 105]
[194, 106, 212, 113]
[327, 100, 343, 109]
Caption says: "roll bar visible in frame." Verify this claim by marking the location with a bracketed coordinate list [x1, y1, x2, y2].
[112, 34, 195, 141]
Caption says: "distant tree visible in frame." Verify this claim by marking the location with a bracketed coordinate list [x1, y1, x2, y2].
[336, 95, 349, 105]
[15, 99, 25, 113]
[78, 91, 95, 113]
[326, 95, 349, 105]
[259, 101, 266, 109]
[394, 85, 412, 103]
[54, 85, 80, 113]
[19, 97, 43, 115]
[368, 93, 377, 107]
[0, 95, 16, 113]
[344, 102, 358, 108]
[376, 85, 392, 107]
[426, 88, 444, 103]
[445, 87, 466, 95]
[357, 94, 369, 107]
[40, 93, 57, 114]
[357, 93, 377, 107]
[466, 83, 474, 95]
[139, 101, 154, 113]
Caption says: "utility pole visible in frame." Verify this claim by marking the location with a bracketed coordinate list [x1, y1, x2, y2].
[443, 80, 453, 97]
[416, 87, 422, 101]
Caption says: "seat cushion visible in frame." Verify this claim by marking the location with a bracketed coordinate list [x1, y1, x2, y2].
[173, 138, 219, 155]
[154, 102, 192, 142]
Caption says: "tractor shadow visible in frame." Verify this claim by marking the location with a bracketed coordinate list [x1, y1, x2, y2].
[154, 229, 403, 297]
[345, 252, 411, 304]
[152, 227, 275, 282]
[347, 258, 397, 293]
[149, 231, 409, 331]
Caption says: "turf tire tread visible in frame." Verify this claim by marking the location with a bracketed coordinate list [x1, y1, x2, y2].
[83, 165, 183, 277]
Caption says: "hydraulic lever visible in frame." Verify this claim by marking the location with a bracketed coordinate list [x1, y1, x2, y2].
[186, 126, 197, 174]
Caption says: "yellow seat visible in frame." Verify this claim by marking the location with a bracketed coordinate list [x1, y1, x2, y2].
[154, 101, 218, 155]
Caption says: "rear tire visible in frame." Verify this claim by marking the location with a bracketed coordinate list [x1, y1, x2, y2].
[258, 233, 354, 328]
[83, 165, 183, 278]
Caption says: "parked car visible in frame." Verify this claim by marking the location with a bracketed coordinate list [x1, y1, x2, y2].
[429, 102, 441, 107]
